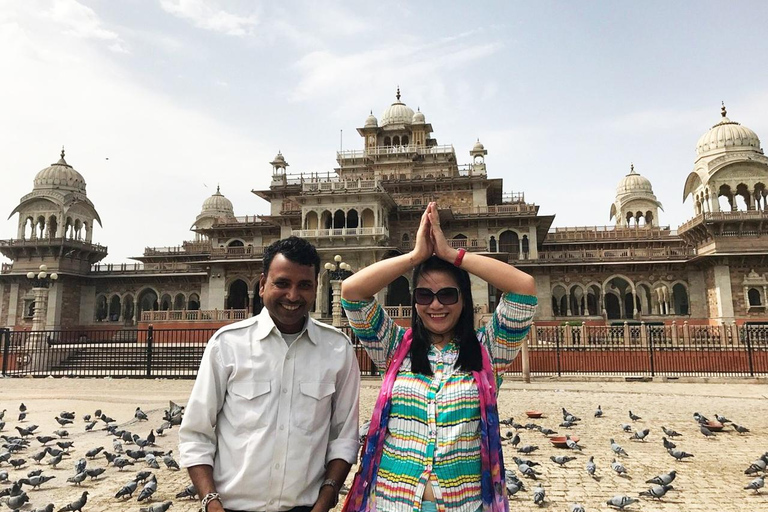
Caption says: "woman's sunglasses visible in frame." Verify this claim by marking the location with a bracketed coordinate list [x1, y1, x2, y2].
[413, 287, 460, 306]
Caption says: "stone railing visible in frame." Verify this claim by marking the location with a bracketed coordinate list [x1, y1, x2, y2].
[678, 210, 768, 233]
[210, 245, 265, 259]
[383, 305, 411, 318]
[452, 204, 538, 216]
[399, 238, 488, 252]
[301, 179, 380, 193]
[141, 309, 248, 322]
[292, 227, 389, 238]
[546, 226, 674, 241]
[91, 262, 197, 273]
[538, 246, 694, 262]
[0, 238, 107, 252]
[337, 144, 455, 160]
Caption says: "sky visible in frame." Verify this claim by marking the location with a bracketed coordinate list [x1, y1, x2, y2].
[2, 0, 768, 263]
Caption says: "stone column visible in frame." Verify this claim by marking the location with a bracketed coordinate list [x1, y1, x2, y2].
[713, 265, 735, 323]
[331, 279, 343, 327]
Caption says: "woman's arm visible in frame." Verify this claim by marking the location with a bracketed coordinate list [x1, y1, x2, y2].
[427, 203, 536, 296]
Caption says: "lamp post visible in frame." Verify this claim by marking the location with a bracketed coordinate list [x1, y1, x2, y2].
[26, 264, 58, 331]
[324, 255, 353, 327]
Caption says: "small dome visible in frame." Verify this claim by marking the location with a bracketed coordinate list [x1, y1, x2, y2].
[412, 109, 425, 124]
[616, 164, 653, 195]
[364, 111, 378, 128]
[472, 140, 485, 152]
[381, 87, 414, 127]
[272, 152, 286, 164]
[201, 186, 234, 215]
[696, 104, 762, 156]
[33, 149, 87, 193]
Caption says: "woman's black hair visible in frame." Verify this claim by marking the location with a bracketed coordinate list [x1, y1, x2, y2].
[409, 256, 482, 375]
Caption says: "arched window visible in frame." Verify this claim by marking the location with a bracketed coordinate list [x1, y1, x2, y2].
[386, 276, 411, 306]
[228, 240, 244, 247]
[361, 208, 374, 228]
[393, 135, 400, 146]
[402, 135, 409, 145]
[333, 209, 345, 229]
[160, 294, 172, 311]
[499, 230, 519, 258]
[305, 211, 319, 230]
[174, 293, 186, 310]
[137, 289, 159, 319]
[96, 295, 108, 321]
[522, 235, 530, 256]
[124, 295, 135, 322]
[384, 136, 391, 146]
[489, 236, 497, 252]
[188, 293, 200, 311]
[227, 280, 249, 309]
[109, 295, 121, 321]
[347, 209, 359, 229]
[672, 283, 689, 315]
[748, 288, 762, 306]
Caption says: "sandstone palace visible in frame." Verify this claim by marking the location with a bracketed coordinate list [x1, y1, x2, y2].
[2, 92, 767, 332]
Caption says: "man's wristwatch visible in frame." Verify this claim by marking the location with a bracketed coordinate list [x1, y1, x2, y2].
[201, 492, 221, 511]
[320, 478, 341, 507]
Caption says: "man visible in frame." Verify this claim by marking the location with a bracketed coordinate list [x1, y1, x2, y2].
[179, 237, 360, 512]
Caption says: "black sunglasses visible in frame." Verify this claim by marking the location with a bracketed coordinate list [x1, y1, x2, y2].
[413, 287, 460, 306]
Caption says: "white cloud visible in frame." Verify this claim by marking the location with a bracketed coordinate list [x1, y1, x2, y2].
[159, 0, 259, 36]
[45, 0, 129, 53]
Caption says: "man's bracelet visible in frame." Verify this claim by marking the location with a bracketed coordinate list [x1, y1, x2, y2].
[201, 492, 221, 511]
[320, 478, 340, 507]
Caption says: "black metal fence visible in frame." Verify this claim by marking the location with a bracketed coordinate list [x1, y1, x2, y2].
[1, 323, 766, 378]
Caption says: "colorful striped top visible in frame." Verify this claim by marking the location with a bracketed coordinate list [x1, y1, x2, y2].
[342, 292, 537, 512]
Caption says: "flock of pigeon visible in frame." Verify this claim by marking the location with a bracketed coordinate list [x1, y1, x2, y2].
[0, 401, 197, 511]
[496, 406, 765, 510]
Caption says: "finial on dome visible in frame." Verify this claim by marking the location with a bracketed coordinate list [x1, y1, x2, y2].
[396, 86, 401, 102]
[721, 101, 727, 118]
[370, 110, 373, 115]
[61, 146, 65, 159]
[216, 184, 220, 194]
[630, 163, 635, 174]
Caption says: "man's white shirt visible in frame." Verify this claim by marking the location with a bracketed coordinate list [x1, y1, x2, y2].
[179, 309, 360, 511]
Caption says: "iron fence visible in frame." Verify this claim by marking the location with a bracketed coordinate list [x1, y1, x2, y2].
[1, 323, 766, 378]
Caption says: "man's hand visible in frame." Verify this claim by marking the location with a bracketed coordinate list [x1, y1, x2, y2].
[310, 485, 338, 512]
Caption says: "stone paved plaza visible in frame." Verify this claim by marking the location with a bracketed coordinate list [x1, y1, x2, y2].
[0, 377, 766, 511]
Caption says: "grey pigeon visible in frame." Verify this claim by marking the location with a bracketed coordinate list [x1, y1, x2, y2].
[27, 469, 44, 477]
[714, 414, 731, 424]
[53, 429, 69, 438]
[610, 438, 628, 457]
[55, 417, 74, 427]
[135, 407, 149, 421]
[517, 462, 541, 480]
[31, 449, 49, 464]
[640, 484, 674, 499]
[57, 441, 75, 452]
[586, 456, 596, 478]
[0, 410, 4, 420]
[134, 470, 152, 483]
[74, 458, 86, 474]
[84, 421, 97, 432]
[31, 505, 55, 512]
[630, 428, 650, 442]
[699, 425, 716, 438]
[733, 424, 750, 434]
[661, 426, 682, 437]
[628, 411, 641, 421]
[60, 411, 75, 420]
[85, 467, 106, 479]
[646, 470, 676, 485]
[9, 458, 26, 469]
[47, 447, 66, 457]
[662, 437, 676, 450]
[19, 403, 27, 413]
[611, 458, 628, 476]
[162, 451, 179, 470]
[745, 455, 767, 475]
[693, 412, 708, 424]
[57, 490, 88, 512]
[36, 435, 56, 446]
[175, 483, 197, 499]
[539, 428, 557, 436]
[19, 474, 56, 489]
[509, 433, 520, 447]
[140, 502, 173, 512]
[115, 479, 138, 499]
[146, 430, 156, 446]
[6, 492, 30, 510]
[532, 486, 545, 506]
[67, 471, 87, 486]
[47, 453, 63, 468]
[565, 435, 582, 451]
[18, 412, 27, 421]
[0, 421, 4, 431]
[506, 476, 524, 497]
[137, 475, 158, 501]
[146, 453, 160, 469]
[517, 445, 538, 454]
[113, 439, 124, 453]
[570, 505, 586, 512]
[113, 456, 135, 471]
[620, 423, 632, 433]
[744, 476, 764, 493]
[85, 447, 104, 459]
[550, 455, 576, 466]
[667, 448, 694, 461]
[606, 495, 639, 509]
[594, 405, 603, 418]
[0, 470, 7, 482]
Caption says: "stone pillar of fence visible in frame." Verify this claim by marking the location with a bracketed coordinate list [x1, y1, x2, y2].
[683, 321, 690, 344]
[623, 322, 630, 346]
[720, 324, 728, 345]
[731, 322, 740, 345]
[671, 320, 678, 345]
[640, 321, 648, 346]
[521, 336, 530, 384]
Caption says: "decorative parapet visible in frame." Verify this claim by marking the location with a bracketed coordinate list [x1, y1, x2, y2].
[546, 226, 674, 241]
[537, 246, 694, 263]
[292, 227, 389, 239]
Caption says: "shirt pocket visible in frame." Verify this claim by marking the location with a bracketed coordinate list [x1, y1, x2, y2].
[294, 381, 335, 433]
[228, 380, 271, 431]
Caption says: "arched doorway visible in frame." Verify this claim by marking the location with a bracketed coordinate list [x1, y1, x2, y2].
[499, 230, 519, 258]
[137, 289, 159, 320]
[227, 279, 249, 309]
[386, 276, 411, 306]
[605, 293, 621, 320]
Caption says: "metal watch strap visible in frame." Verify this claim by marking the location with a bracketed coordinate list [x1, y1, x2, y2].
[320, 478, 340, 507]
[201, 492, 221, 511]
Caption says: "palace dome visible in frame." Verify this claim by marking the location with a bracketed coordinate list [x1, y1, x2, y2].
[616, 165, 653, 195]
[472, 140, 485, 152]
[33, 149, 87, 193]
[696, 104, 761, 157]
[364, 112, 378, 128]
[381, 87, 414, 127]
[412, 109, 425, 124]
[201, 186, 234, 216]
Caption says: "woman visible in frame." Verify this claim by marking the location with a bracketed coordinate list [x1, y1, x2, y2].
[341, 202, 537, 512]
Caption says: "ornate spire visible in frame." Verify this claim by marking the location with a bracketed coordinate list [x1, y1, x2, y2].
[630, 163, 636, 174]
[216, 184, 221, 194]
[61, 146, 65, 159]
[56, 146, 69, 166]
[721, 101, 727, 118]
[396, 86, 401, 102]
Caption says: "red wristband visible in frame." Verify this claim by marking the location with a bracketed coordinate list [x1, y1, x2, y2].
[453, 248, 466, 267]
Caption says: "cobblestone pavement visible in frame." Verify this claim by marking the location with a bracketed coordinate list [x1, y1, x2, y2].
[0, 377, 765, 511]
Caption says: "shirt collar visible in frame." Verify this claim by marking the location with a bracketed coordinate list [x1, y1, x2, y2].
[253, 308, 317, 345]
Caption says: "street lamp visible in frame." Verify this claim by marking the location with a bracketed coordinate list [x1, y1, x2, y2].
[325, 255, 354, 326]
[26, 264, 58, 331]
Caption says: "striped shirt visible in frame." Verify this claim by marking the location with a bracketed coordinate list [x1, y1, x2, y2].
[342, 292, 537, 512]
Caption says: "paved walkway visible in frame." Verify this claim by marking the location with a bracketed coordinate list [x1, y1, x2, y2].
[0, 377, 765, 511]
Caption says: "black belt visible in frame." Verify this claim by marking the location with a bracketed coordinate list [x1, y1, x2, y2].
[226, 507, 313, 512]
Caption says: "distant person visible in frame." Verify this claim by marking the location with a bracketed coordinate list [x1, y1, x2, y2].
[180, 236, 360, 512]
[341, 202, 536, 512]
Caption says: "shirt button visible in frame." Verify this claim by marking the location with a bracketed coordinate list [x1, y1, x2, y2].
[269, 499, 275, 504]
[286, 355, 292, 360]
[283, 388, 288, 394]
[279, 425, 285, 431]
[275, 463, 280, 469]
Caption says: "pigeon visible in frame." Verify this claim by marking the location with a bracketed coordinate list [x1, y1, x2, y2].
[512, 456, 540, 467]
[36, 435, 56, 446]
[693, 412, 709, 424]
[606, 495, 639, 509]
[5, 492, 30, 510]
[30, 504, 55, 512]
[134, 470, 153, 483]
[662, 437, 676, 450]
[101, 413, 116, 424]
[74, 458, 87, 474]
[55, 417, 74, 427]
[630, 429, 650, 442]
[47, 447, 67, 457]
[517, 445, 539, 454]
[560, 420, 575, 428]
[163, 451, 180, 470]
[18, 474, 56, 489]
[86, 467, 106, 479]
[57, 491, 88, 512]
[60, 412, 75, 420]
[594, 405, 603, 418]
[640, 484, 674, 499]
[31, 448, 50, 464]
[586, 456, 597, 478]
[646, 470, 676, 485]
[146, 453, 161, 469]
[135, 408, 149, 421]
[610, 438, 628, 457]
[539, 428, 557, 436]
[94, 409, 102, 419]
[714, 414, 731, 424]
[733, 424, 750, 434]
[57, 441, 75, 452]
[662, 426, 682, 437]
[113, 439, 124, 454]
[667, 448, 694, 461]
[113, 457, 135, 471]
[126, 449, 146, 461]
[0, 470, 7, 482]
[175, 483, 197, 499]
[532, 486, 545, 505]
[27, 469, 44, 477]
[611, 458, 628, 476]
[146, 430, 156, 446]
[9, 458, 27, 469]
[138, 474, 158, 501]
[140, 501, 173, 512]
[115, 479, 139, 499]
[550, 455, 577, 466]
[155, 422, 171, 436]
[745, 454, 768, 475]
[85, 447, 104, 459]
[620, 424, 633, 433]
[19, 403, 27, 413]
[509, 433, 520, 447]
[53, 430, 69, 438]
[565, 435, 582, 451]
[628, 411, 641, 421]
[0, 410, 4, 420]
[699, 425, 716, 438]
[0, 421, 4, 431]
[570, 504, 586, 512]
[84, 421, 97, 432]
[67, 471, 87, 486]
[517, 462, 541, 479]
[745, 476, 764, 493]
[15, 426, 34, 438]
